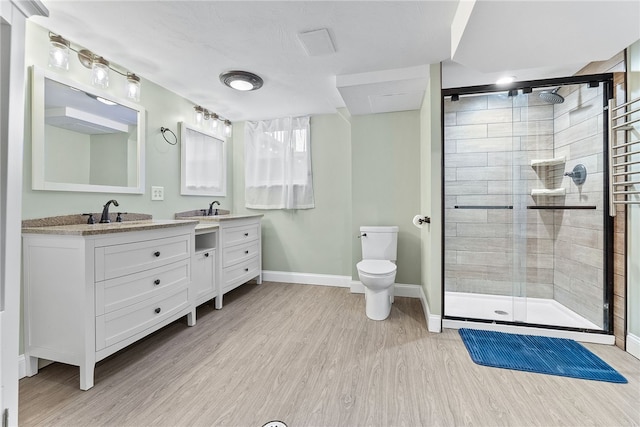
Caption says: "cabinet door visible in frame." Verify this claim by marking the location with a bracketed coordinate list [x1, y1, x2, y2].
[193, 250, 215, 303]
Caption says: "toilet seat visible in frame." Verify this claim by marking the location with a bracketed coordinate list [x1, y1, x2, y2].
[357, 259, 396, 276]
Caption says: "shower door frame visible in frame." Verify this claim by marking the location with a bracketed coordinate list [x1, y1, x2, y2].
[441, 73, 615, 335]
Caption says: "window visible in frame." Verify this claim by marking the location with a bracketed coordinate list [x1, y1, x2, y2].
[180, 122, 226, 196]
[244, 116, 314, 209]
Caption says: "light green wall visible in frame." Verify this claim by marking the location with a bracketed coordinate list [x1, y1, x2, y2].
[44, 125, 90, 183]
[628, 40, 640, 339]
[232, 111, 353, 276]
[420, 64, 442, 316]
[90, 133, 128, 186]
[351, 111, 422, 285]
[23, 21, 234, 220]
[232, 109, 422, 283]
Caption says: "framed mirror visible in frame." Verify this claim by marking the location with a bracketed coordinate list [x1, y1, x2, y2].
[31, 66, 145, 193]
[180, 122, 227, 196]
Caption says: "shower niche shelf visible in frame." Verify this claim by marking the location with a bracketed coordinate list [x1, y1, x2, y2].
[531, 188, 566, 197]
[530, 156, 566, 167]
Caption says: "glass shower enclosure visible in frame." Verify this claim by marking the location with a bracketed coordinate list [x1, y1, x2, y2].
[442, 75, 613, 333]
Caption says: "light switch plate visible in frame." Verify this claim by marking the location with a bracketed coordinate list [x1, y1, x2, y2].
[151, 186, 164, 201]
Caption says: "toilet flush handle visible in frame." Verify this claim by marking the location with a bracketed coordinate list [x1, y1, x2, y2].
[358, 233, 367, 238]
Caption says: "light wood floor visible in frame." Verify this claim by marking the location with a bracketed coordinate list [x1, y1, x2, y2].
[19, 282, 640, 427]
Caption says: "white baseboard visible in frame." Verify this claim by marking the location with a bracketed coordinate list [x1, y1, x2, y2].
[627, 333, 640, 360]
[262, 270, 351, 287]
[418, 286, 442, 333]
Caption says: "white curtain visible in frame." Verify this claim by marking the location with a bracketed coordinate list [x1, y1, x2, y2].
[244, 116, 314, 209]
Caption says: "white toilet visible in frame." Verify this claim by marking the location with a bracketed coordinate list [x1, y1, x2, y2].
[356, 226, 398, 320]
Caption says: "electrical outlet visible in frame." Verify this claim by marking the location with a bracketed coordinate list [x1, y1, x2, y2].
[151, 186, 164, 201]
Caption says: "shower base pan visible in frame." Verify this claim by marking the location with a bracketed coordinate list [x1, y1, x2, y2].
[443, 291, 614, 345]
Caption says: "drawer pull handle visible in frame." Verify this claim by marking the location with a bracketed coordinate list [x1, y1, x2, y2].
[244, 233, 249, 237]
[154, 251, 161, 257]
[154, 307, 161, 314]
[245, 250, 249, 254]
[204, 252, 209, 257]
[244, 268, 249, 272]
[154, 279, 161, 285]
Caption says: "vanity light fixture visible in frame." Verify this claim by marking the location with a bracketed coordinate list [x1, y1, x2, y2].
[46, 32, 142, 100]
[91, 56, 110, 89]
[194, 106, 204, 125]
[193, 105, 231, 137]
[210, 113, 219, 132]
[220, 70, 263, 91]
[126, 73, 141, 101]
[48, 34, 70, 70]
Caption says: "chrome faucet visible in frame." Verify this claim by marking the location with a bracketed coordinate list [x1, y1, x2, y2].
[208, 200, 220, 216]
[100, 199, 119, 223]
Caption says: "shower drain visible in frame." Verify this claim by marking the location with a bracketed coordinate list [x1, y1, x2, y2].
[494, 310, 509, 315]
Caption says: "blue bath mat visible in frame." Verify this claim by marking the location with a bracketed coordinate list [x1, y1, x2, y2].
[458, 328, 627, 383]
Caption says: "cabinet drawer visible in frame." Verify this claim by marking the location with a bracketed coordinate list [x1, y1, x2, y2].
[223, 240, 260, 268]
[222, 256, 260, 293]
[96, 286, 189, 351]
[222, 223, 259, 246]
[96, 260, 189, 316]
[95, 234, 190, 281]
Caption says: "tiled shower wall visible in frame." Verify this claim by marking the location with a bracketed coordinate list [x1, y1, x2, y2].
[444, 85, 605, 327]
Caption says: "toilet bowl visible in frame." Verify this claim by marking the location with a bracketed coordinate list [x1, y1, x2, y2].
[357, 226, 399, 321]
[357, 259, 397, 320]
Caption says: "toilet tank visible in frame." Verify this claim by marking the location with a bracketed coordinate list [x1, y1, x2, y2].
[360, 226, 399, 261]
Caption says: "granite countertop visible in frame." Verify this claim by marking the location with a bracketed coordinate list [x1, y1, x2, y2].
[195, 222, 220, 232]
[22, 219, 199, 236]
[179, 213, 264, 222]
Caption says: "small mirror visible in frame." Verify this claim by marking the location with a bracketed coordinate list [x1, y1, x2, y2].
[31, 66, 145, 193]
[180, 122, 226, 196]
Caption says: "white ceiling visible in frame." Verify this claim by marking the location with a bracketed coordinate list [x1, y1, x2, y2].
[32, 1, 640, 122]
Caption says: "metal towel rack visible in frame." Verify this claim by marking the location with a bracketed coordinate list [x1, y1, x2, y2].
[608, 96, 640, 216]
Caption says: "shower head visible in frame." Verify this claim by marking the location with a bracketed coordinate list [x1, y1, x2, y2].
[539, 87, 564, 104]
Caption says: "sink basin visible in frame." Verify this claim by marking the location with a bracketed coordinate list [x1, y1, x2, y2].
[175, 209, 230, 219]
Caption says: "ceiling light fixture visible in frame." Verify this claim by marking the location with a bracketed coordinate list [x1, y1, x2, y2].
[47, 32, 142, 100]
[220, 70, 263, 92]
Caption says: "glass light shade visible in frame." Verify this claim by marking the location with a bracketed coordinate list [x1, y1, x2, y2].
[229, 79, 254, 91]
[224, 120, 232, 137]
[126, 74, 141, 102]
[194, 106, 204, 125]
[48, 35, 70, 70]
[210, 114, 219, 132]
[91, 57, 110, 89]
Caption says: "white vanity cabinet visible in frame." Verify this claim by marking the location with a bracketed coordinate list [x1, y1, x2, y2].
[217, 216, 262, 308]
[22, 222, 196, 390]
[192, 227, 218, 307]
